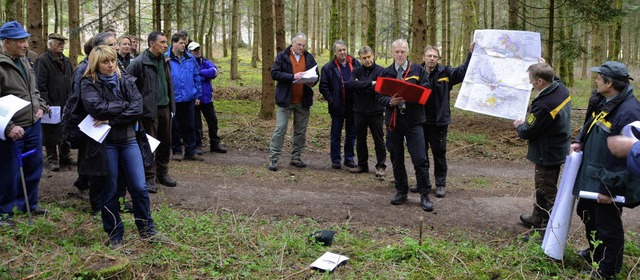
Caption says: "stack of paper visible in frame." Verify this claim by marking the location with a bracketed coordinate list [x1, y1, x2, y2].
[78, 115, 111, 143]
[310, 252, 349, 272]
[42, 106, 61, 124]
[293, 65, 318, 84]
[0, 95, 30, 140]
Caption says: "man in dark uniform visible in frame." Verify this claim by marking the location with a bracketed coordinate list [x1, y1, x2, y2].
[570, 61, 640, 279]
[410, 44, 473, 197]
[34, 33, 74, 171]
[513, 63, 571, 229]
[376, 39, 433, 212]
[346, 45, 386, 177]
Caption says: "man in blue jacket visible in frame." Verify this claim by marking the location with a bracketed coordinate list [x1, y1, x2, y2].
[320, 40, 360, 169]
[165, 31, 203, 161]
[376, 39, 433, 212]
[268, 33, 318, 171]
[188, 42, 226, 154]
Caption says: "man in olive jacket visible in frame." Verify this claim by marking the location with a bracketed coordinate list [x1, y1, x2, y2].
[34, 33, 73, 171]
[513, 63, 571, 229]
[0, 21, 48, 227]
[126, 31, 176, 192]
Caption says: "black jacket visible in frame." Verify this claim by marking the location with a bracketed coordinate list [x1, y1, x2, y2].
[346, 63, 385, 116]
[78, 73, 143, 176]
[422, 51, 471, 126]
[319, 55, 361, 115]
[516, 80, 571, 166]
[376, 61, 431, 127]
[126, 49, 175, 119]
[271, 45, 318, 108]
[34, 49, 73, 107]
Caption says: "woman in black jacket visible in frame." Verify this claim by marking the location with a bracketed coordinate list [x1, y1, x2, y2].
[80, 45, 159, 249]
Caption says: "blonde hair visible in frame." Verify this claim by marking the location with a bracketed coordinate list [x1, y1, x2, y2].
[83, 45, 121, 81]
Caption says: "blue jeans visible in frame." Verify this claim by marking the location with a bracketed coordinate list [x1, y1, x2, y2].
[269, 104, 310, 162]
[102, 139, 155, 241]
[0, 120, 43, 218]
[329, 113, 356, 164]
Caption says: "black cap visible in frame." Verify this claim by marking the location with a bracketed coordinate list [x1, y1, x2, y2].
[590, 61, 633, 81]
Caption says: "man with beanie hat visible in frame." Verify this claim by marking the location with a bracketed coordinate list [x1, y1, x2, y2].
[0, 21, 48, 227]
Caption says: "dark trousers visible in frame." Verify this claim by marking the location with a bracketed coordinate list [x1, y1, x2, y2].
[45, 143, 71, 163]
[0, 120, 43, 218]
[195, 101, 221, 147]
[386, 123, 429, 194]
[172, 101, 197, 157]
[576, 198, 624, 277]
[329, 112, 356, 164]
[531, 164, 560, 224]
[354, 112, 386, 170]
[142, 106, 172, 180]
[423, 124, 448, 187]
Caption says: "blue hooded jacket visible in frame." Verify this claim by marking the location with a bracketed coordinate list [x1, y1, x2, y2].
[165, 46, 202, 102]
[196, 57, 218, 104]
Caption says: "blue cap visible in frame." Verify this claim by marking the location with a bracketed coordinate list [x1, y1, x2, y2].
[0, 21, 31, 40]
[590, 61, 633, 81]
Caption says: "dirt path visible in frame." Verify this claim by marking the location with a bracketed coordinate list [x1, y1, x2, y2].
[38, 148, 640, 237]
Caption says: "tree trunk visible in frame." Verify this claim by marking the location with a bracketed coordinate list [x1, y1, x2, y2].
[507, 0, 518, 30]
[230, 0, 239, 80]
[128, 0, 137, 35]
[192, 0, 198, 41]
[490, 0, 494, 28]
[329, 0, 338, 44]
[410, 0, 427, 64]
[259, 0, 276, 119]
[427, 0, 436, 45]
[163, 0, 171, 35]
[153, 0, 161, 31]
[5, 0, 17, 21]
[311, 0, 317, 54]
[42, 0, 48, 40]
[251, 0, 260, 67]
[547, 0, 554, 66]
[207, 0, 215, 58]
[302, 0, 309, 34]
[98, 0, 103, 31]
[198, 0, 208, 43]
[222, 0, 228, 56]
[393, 0, 401, 38]
[360, 0, 367, 49]
[274, 0, 286, 52]
[580, 23, 589, 79]
[609, 0, 622, 60]
[27, 0, 43, 54]
[17, 0, 24, 23]
[68, 0, 79, 66]
[349, 0, 356, 53]
[442, 0, 449, 65]
[366, 0, 376, 54]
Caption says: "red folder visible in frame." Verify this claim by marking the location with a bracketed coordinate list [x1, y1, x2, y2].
[374, 77, 432, 105]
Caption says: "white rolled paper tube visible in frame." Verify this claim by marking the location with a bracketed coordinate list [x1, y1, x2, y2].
[578, 191, 625, 203]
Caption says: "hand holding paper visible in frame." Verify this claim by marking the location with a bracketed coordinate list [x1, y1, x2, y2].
[293, 65, 318, 84]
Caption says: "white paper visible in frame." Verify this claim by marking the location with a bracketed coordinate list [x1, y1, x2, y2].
[542, 151, 581, 260]
[310, 252, 349, 271]
[147, 133, 160, 153]
[78, 115, 111, 143]
[293, 65, 318, 84]
[41, 106, 61, 124]
[0, 95, 30, 140]
[578, 191, 625, 203]
[622, 121, 640, 140]
[455, 30, 541, 120]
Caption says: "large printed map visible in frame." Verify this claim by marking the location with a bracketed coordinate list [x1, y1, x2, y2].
[454, 30, 541, 120]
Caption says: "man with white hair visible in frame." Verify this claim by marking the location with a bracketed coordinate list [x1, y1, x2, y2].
[34, 33, 74, 171]
[268, 33, 318, 171]
[0, 21, 48, 227]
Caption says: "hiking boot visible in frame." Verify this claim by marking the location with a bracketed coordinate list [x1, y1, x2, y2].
[290, 159, 307, 168]
[183, 154, 205, 161]
[390, 193, 408, 205]
[268, 160, 278, 171]
[331, 162, 341, 169]
[435, 186, 446, 198]
[420, 194, 434, 212]
[0, 218, 15, 227]
[576, 249, 592, 261]
[344, 160, 357, 168]
[49, 160, 60, 172]
[349, 166, 368, 173]
[142, 232, 171, 244]
[157, 174, 177, 187]
[519, 214, 542, 228]
[172, 154, 183, 161]
[374, 167, 386, 178]
[107, 239, 124, 250]
[31, 208, 48, 215]
[122, 201, 134, 213]
[146, 179, 158, 193]
[210, 145, 228, 153]
[195, 148, 204, 155]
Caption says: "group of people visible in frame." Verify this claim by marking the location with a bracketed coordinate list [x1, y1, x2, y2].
[2, 20, 640, 278]
[268, 33, 473, 212]
[0, 21, 226, 249]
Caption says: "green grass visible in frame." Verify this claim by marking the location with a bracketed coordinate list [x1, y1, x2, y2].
[4, 201, 640, 279]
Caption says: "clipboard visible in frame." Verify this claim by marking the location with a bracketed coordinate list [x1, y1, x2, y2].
[374, 77, 431, 105]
